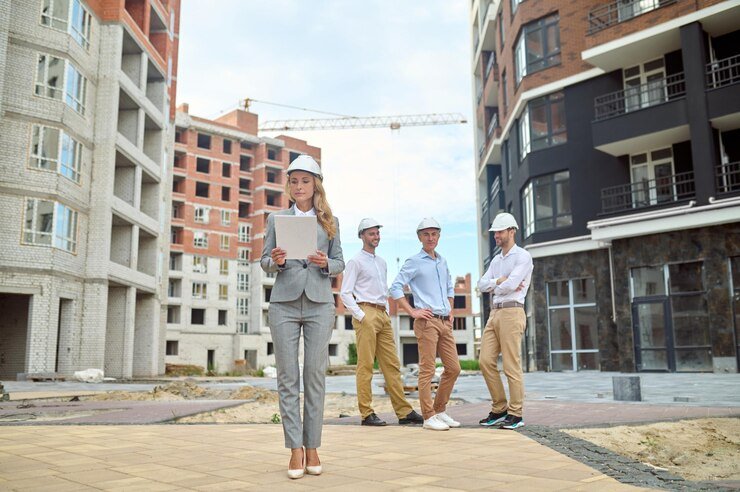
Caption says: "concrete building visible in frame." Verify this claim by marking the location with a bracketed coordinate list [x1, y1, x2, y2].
[0, 0, 180, 379]
[165, 106, 358, 372]
[470, 0, 740, 373]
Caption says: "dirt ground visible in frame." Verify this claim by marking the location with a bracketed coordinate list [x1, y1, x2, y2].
[565, 418, 740, 482]
[83, 381, 451, 424]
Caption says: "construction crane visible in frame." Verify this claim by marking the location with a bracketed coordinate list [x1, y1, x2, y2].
[239, 98, 467, 132]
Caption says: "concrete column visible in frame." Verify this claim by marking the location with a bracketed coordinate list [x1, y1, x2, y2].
[680, 22, 719, 204]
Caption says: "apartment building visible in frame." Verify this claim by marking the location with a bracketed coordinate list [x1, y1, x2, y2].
[471, 0, 740, 373]
[166, 106, 357, 372]
[0, 0, 180, 379]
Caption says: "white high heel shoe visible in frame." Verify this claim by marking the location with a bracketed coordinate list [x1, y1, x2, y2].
[305, 464, 322, 476]
[287, 453, 305, 479]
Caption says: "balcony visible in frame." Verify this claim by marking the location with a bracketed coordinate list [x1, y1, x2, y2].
[486, 112, 499, 141]
[592, 73, 689, 156]
[705, 55, 740, 124]
[587, 0, 676, 35]
[600, 171, 695, 215]
[594, 73, 685, 121]
[716, 162, 740, 196]
[482, 53, 499, 107]
[707, 55, 740, 89]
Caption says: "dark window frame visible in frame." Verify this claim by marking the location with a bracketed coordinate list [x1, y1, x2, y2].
[522, 170, 572, 237]
[515, 13, 561, 84]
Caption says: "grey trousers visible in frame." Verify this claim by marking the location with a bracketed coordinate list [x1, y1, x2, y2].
[268, 294, 335, 449]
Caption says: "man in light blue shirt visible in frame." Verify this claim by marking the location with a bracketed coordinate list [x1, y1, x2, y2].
[390, 218, 461, 431]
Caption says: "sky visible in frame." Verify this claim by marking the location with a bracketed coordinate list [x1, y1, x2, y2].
[176, 1, 480, 284]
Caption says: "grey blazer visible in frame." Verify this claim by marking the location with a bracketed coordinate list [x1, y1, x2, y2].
[260, 208, 344, 303]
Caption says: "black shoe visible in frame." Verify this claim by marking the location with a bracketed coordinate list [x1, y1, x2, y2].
[361, 413, 387, 426]
[398, 410, 424, 425]
[500, 415, 524, 430]
[479, 411, 508, 427]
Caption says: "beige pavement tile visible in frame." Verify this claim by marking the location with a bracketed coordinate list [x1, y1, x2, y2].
[532, 465, 605, 482]
[316, 480, 400, 491]
[476, 470, 531, 483]
[332, 465, 413, 482]
[54, 469, 132, 486]
[397, 486, 467, 492]
[94, 476, 156, 490]
[1, 475, 92, 491]
[494, 476, 591, 491]
[207, 467, 261, 480]
[384, 474, 444, 487]
[431, 477, 510, 490]
[365, 451, 416, 461]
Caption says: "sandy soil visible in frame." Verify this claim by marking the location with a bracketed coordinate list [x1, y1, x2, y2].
[82, 380, 450, 424]
[565, 418, 740, 482]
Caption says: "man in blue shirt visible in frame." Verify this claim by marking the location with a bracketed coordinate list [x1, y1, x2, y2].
[390, 218, 461, 431]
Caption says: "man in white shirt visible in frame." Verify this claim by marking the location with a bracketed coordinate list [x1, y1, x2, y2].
[477, 213, 533, 430]
[340, 218, 423, 426]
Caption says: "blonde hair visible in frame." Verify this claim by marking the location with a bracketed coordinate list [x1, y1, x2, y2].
[285, 175, 337, 239]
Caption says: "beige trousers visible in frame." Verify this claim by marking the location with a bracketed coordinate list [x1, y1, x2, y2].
[413, 318, 461, 420]
[479, 307, 526, 417]
[353, 306, 413, 419]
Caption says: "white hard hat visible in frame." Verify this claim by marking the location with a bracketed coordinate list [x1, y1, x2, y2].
[357, 217, 382, 237]
[287, 154, 322, 180]
[416, 217, 441, 232]
[489, 212, 519, 231]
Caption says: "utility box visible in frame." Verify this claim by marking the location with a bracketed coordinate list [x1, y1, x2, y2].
[613, 375, 642, 401]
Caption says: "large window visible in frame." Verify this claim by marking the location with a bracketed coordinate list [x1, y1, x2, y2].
[192, 255, 207, 273]
[522, 171, 571, 237]
[237, 272, 249, 292]
[193, 205, 209, 224]
[192, 282, 207, 299]
[193, 231, 208, 249]
[30, 125, 82, 182]
[237, 298, 248, 316]
[547, 278, 599, 371]
[238, 247, 249, 266]
[41, 0, 92, 49]
[23, 198, 78, 253]
[238, 223, 250, 243]
[519, 92, 566, 159]
[35, 54, 87, 115]
[514, 13, 560, 84]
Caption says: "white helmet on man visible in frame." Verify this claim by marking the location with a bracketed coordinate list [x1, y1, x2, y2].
[286, 154, 322, 180]
[489, 212, 519, 231]
[357, 218, 383, 237]
[416, 217, 441, 232]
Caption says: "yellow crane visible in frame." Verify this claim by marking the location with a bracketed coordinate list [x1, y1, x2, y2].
[239, 98, 467, 132]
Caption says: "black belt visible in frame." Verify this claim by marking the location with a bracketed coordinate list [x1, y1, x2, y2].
[430, 314, 449, 320]
[493, 301, 524, 309]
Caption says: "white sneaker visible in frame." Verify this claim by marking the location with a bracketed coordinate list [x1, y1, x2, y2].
[423, 415, 450, 431]
[436, 412, 461, 428]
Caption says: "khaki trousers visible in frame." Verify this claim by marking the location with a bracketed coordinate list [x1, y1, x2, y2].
[479, 307, 526, 417]
[353, 306, 413, 419]
[413, 318, 461, 420]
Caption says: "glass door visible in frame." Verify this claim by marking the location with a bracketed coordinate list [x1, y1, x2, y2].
[623, 58, 666, 112]
[630, 147, 675, 207]
[731, 257, 740, 370]
[633, 300, 672, 371]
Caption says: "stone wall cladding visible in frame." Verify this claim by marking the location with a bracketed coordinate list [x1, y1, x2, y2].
[612, 223, 740, 372]
[531, 248, 617, 371]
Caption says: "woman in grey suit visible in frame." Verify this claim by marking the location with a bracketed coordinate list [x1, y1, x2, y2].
[260, 154, 344, 479]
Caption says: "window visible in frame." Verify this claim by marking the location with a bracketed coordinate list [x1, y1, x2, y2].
[630, 147, 676, 207]
[219, 234, 229, 251]
[193, 205, 210, 224]
[514, 14, 560, 84]
[222, 162, 231, 178]
[23, 198, 78, 252]
[264, 287, 272, 303]
[267, 342, 274, 355]
[219, 285, 228, 301]
[329, 344, 338, 357]
[519, 92, 567, 158]
[191, 308, 205, 325]
[453, 318, 467, 330]
[237, 322, 248, 334]
[64, 61, 86, 114]
[30, 125, 82, 182]
[453, 295, 466, 309]
[222, 139, 232, 154]
[240, 155, 251, 172]
[237, 272, 249, 291]
[196, 157, 210, 174]
[238, 247, 249, 265]
[522, 171, 571, 237]
[547, 278, 599, 371]
[220, 209, 231, 226]
[221, 186, 230, 201]
[192, 282, 207, 299]
[238, 202, 250, 219]
[219, 258, 229, 275]
[168, 279, 181, 297]
[35, 53, 64, 100]
[166, 306, 180, 324]
[238, 223, 250, 243]
[344, 316, 353, 330]
[169, 252, 182, 271]
[498, 9, 504, 48]
[192, 255, 207, 273]
[502, 140, 511, 183]
[501, 71, 508, 115]
[166, 340, 179, 355]
[217, 310, 227, 325]
[195, 182, 209, 198]
[267, 148, 278, 160]
[197, 133, 211, 149]
[193, 231, 208, 249]
[41, 0, 92, 49]
[240, 141, 253, 150]
[237, 298, 249, 316]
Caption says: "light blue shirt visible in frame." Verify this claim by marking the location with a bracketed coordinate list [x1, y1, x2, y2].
[390, 249, 454, 316]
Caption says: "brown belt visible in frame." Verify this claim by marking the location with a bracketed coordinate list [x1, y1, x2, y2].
[358, 302, 386, 311]
[493, 301, 524, 309]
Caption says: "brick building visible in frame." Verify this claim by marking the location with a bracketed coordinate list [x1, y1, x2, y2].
[0, 0, 180, 379]
[471, 0, 740, 372]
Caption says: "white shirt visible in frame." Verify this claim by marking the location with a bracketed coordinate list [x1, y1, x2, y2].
[294, 206, 316, 216]
[340, 249, 389, 321]
[477, 244, 533, 305]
